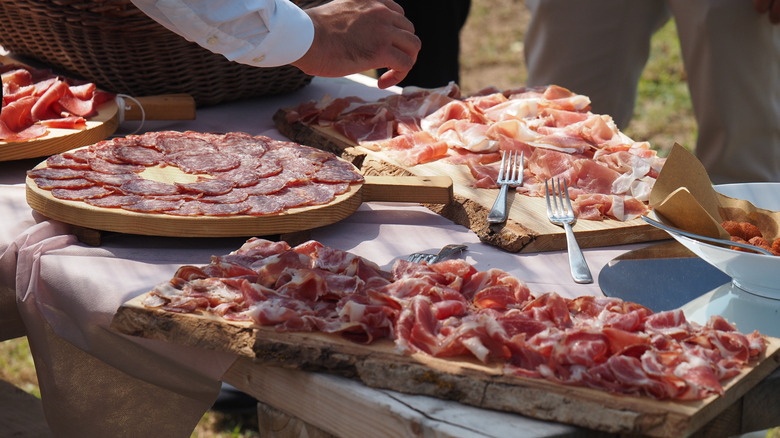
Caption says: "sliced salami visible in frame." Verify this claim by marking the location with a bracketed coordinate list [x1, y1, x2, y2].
[176, 178, 235, 196]
[241, 174, 288, 195]
[88, 157, 145, 174]
[82, 171, 141, 187]
[45, 155, 91, 170]
[115, 143, 165, 166]
[244, 195, 285, 216]
[27, 167, 86, 180]
[216, 132, 268, 158]
[165, 149, 241, 174]
[254, 158, 283, 178]
[199, 189, 249, 204]
[199, 201, 252, 216]
[152, 130, 216, 154]
[280, 157, 322, 176]
[32, 130, 363, 220]
[312, 159, 364, 183]
[120, 179, 181, 196]
[269, 186, 316, 208]
[84, 194, 143, 207]
[51, 186, 114, 200]
[121, 198, 185, 213]
[32, 177, 94, 190]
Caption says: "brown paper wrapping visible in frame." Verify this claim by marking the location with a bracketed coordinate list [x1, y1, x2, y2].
[649, 144, 780, 242]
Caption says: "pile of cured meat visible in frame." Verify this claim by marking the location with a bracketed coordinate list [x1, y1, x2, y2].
[144, 238, 766, 401]
[1, 62, 114, 141]
[27, 130, 364, 216]
[286, 83, 666, 221]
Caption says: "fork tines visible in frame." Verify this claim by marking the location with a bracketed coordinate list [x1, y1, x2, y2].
[545, 178, 573, 220]
[497, 150, 524, 184]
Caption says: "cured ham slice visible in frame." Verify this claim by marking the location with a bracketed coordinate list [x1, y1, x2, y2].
[1, 62, 115, 141]
[144, 238, 767, 401]
[289, 83, 667, 221]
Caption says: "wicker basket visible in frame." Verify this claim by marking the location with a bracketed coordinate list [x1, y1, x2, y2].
[0, 0, 327, 106]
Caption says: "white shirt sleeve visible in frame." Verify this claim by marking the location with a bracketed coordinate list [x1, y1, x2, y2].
[129, 0, 314, 67]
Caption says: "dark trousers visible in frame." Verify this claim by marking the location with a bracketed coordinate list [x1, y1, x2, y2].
[384, 0, 471, 88]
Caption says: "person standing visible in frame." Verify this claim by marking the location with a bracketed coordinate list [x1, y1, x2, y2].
[523, 0, 780, 183]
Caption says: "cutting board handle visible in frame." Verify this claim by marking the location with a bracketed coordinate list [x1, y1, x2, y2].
[121, 94, 196, 121]
[361, 175, 453, 204]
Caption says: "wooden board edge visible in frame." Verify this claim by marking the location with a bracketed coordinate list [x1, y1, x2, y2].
[110, 293, 780, 437]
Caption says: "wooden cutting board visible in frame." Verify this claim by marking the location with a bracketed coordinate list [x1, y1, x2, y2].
[25, 156, 453, 238]
[0, 54, 195, 162]
[273, 109, 670, 253]
[110, 294, 780, 437]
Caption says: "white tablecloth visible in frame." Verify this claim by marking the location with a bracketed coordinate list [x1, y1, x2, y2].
[0, 74, 643, 437]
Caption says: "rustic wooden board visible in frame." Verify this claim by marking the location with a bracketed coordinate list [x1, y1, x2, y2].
[274, 109, 670, 253]
[111, 294, 780, 437]
[1, 55, 196, 162]
[25, 152, 453, 238]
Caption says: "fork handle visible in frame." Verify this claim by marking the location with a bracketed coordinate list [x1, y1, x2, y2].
[563, 222, 593, 284]
[487, 184, 510, 223]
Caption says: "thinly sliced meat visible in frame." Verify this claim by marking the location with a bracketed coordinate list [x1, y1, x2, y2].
[121, 198, 185, 213]
[176, 178, 235, 196]
[120, 179, 181, 196]
[51, 186, 114, 200]
[165, 149, 241, 174]
[32, 177, 94, 190]
[84, 194, 143, 207]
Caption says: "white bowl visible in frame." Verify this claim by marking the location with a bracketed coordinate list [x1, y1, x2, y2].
[652, 183, 780, 299]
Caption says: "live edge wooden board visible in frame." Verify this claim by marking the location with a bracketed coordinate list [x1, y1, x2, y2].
[273, 109, 671, 253]
[110, 294, 780, 437]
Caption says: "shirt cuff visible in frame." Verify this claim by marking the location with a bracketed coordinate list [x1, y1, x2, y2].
[236, 0, 314, 67]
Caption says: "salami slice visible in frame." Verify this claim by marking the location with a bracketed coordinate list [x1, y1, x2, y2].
[27, 167, 86, 180]
[92, 141, 125, 164]
[270, 186, 316, 208]
[216, 132, 268, 158]
[120, 179, 181, 196]
[165, 149, 241, 174]
[163, 200, 204, 216]
[32, 177, 94, 190]
[244, 195, 285, 216]
[61, 148, 96, 163]
[82, 171, 141, 187]
[51, 186, 114, 200]
[176, 178, 235, 196]
[88, 157, 145, 174]
[312, 159, 364, 183]
[121, 198, 185, 213]
[199, 201, 252, 216]
[199, 189, 249, 204]
[300, 183, 336, 205]
[84, 194, 143, 207]
[115, 143, 164, 166]
[152, 130, 215, 154]
[45, 155, 91, 170]
[254, 158, 283, 178]
[241, 175, 288, 195]
[280, 157, 322, 176]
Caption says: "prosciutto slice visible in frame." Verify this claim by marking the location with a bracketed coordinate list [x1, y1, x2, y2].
[143, 238, 767, 401]
[290, 83, 667, 221]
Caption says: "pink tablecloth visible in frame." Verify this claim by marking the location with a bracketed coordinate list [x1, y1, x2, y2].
[1, 74, 641, 437]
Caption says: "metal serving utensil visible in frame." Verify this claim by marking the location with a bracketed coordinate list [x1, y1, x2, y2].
[641, 215, 774, 255]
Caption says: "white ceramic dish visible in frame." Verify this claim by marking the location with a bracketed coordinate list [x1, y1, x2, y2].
[651, 183, 780, 299]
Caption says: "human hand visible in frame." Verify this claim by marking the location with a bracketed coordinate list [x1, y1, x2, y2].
[753, 0, 780, 23]
[291, 0, 421, 89]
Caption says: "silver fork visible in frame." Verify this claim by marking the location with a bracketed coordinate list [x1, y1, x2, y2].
[406, 244, 468, 264]
[545, 178, 593, 284]
[487, 150, 524, 224]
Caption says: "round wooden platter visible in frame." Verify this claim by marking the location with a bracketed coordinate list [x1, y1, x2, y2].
[25, 157, 454, 238]
[25, 163, 368, 238]
[0, 99, 120, 163]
